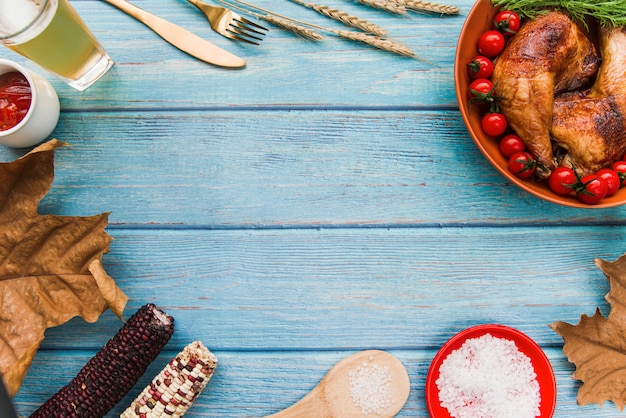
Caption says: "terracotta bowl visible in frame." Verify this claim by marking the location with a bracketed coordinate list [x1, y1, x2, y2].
[455, 0, 626, 208]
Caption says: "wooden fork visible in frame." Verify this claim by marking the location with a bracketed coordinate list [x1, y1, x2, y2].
[187, 0, 268, 45]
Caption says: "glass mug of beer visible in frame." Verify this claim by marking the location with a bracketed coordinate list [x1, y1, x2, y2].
[0, 0, 114, 91]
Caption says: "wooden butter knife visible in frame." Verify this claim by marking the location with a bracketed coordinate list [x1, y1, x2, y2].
[102, 0, 246, 68]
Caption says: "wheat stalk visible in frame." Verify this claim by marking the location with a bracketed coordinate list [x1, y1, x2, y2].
[290, 0, 388, 37]
[333, 30, 414, 57]
[262, 14, 324, 40]
[390, 0, 460, 14]
[218, 0, 423, 59]
[356, 0, 407, 14]
[216, 0, 325, 40]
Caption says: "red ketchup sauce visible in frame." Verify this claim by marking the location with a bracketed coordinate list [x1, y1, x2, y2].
[0, 71, 32, 131]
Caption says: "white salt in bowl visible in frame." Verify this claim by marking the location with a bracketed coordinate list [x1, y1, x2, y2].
[0, 59, 59, 148]
[425, 324, 556, 417]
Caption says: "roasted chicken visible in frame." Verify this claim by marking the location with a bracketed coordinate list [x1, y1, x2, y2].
[551, 26, 626, 176]
[492, 12, 599, 179]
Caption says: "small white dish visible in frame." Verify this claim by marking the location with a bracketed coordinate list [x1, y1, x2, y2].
[0, 59, 60, 148]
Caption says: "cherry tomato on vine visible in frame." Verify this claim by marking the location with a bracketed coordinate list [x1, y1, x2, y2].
[494, 10, 521, 36]
[596, 168, 620, 196]
[548, 166, 578, 195]
[466, 55, 494, 79]
[508, 151, 536, 178]
[498, 134, 525, 158]
[477, 30, 506, 57]
[612, 160, 626, 187]
[481, 113, 507, 137]
[467, 78, 494, 100]
[578, 174, 608, 204]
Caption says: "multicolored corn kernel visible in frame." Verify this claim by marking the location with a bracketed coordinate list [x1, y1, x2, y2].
[121, 341, 218, 418]
[29, 303, 175, 418]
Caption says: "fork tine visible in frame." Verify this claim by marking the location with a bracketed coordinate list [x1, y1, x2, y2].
[187, 0, 268, 44]
[227, 25, 264, 45]
[226, 31, 261, 45]
[233, 18, 267, 36]
[228, 15, 268, 45]
[238, 16, 268, 32]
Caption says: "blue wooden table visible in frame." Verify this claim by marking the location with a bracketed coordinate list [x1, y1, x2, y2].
[3, 0, 626, 416]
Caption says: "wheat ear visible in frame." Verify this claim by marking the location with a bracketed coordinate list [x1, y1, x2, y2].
[291, 0, 388, 37]
[390, 0, 460, 14]
[216, 0, 324, 40]
[218, 0, 423, 59]
[333, 30, 414, 57]
[357, 0, 407, 14]
[262, 14, 324, 40]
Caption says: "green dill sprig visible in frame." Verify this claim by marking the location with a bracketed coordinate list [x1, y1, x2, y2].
[491, 0, 626, 27]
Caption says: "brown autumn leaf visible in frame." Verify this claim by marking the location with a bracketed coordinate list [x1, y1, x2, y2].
[551, 253, 626, 411]
[0, 139, 128, 397]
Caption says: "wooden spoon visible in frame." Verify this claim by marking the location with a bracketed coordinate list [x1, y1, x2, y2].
[267, 350, 411, 418]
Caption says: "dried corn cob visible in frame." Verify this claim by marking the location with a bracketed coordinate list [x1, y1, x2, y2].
[121, 341, 218, 417]
[30, 304, 175, 418]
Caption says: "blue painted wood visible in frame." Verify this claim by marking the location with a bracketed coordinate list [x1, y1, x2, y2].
[3, 0, 465, 109]
[12, 348, 620, 417]
[3, 0, 626, 416]
[3, 111, 625, 226]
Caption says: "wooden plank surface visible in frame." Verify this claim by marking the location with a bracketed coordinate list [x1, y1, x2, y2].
[13, 348, 617, 417]
[3, 0, 626, 416]
[5, 110, 625, 226]
[43, 0, 462, 109]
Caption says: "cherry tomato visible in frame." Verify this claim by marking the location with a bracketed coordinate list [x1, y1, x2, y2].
[578, 174, 608, 204]
[596, 168, 620, 196]
[494, 10, 521, 36]
[467, 78, 494, 100]
[466, 55, 494, 79]
[612, 160, 626, 187]
[477, 30, 506, 57]
[508, 151, 536, 178]
[548, 166, 578, 195]
[481, 113, 507, 137]
[498, 134, 525, 158]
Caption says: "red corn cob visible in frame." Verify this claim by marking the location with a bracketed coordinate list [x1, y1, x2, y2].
[30, 303, 175, 418]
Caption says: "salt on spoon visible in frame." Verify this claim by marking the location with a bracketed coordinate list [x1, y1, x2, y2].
[267, 350, 410, 418]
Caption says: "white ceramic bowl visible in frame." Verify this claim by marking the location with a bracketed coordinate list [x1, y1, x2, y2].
[0, 59, 59, 148]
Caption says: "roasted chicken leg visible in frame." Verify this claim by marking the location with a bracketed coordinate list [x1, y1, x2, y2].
[492, 12, 599, 179]
[551, 27, 626, 176]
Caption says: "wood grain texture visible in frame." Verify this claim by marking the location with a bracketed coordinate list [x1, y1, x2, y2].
[3, 110, 625, 226]
[7, 0, 463, 109]
[3, 0, 626, 416]
[13, 349, 621, 417]
[12, 227, 626, 415]
[20, 227, 619, 350]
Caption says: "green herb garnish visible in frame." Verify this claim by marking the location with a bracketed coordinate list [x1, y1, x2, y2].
[491, 0, 626, 27]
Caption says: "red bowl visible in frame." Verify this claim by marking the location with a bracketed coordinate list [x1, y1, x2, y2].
[425, 324, 557, 418]
[455, 0, 626, 208]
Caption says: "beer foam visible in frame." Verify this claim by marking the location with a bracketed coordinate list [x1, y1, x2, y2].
[0, 0, 41, 36]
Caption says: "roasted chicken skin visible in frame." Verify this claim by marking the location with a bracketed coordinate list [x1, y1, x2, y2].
[551, 27, 626, 176]
[492, 12, 599, 179]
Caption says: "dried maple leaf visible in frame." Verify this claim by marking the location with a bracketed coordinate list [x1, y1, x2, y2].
[0, 139, 128, 397]
[551, 254, 626, 411]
